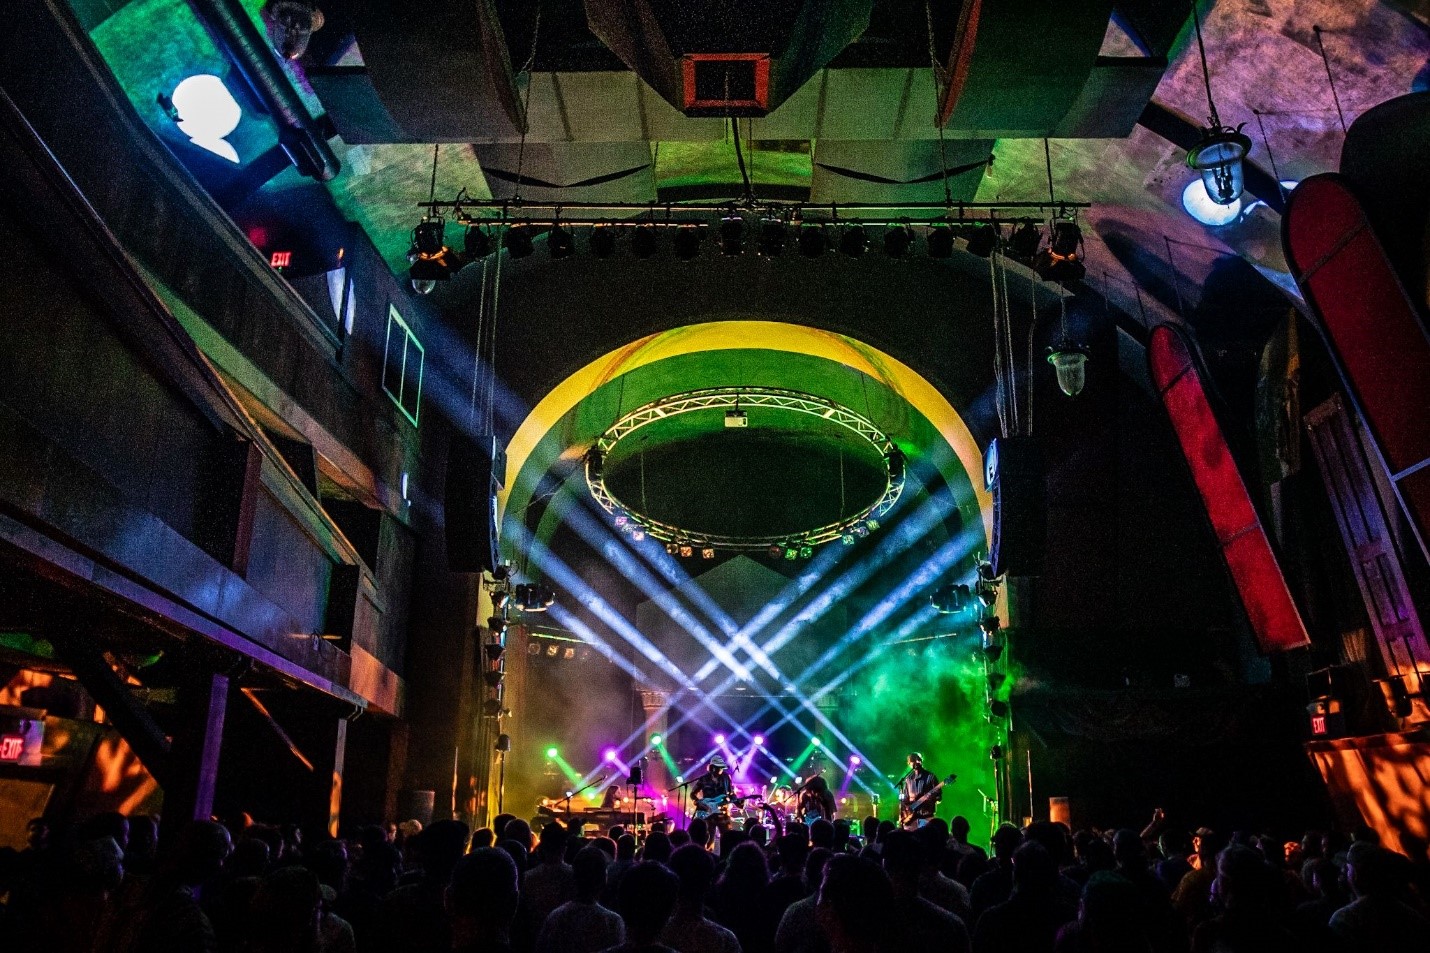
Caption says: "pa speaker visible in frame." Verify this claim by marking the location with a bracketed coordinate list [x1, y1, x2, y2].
[445, 433, 500, 572]
[985, 436, 1045, 577]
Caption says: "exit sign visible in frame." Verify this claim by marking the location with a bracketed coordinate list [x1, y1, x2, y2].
[1310, 714, 1327, 735]
[270, 250, 293, 269]
[0, 734, 23, 762]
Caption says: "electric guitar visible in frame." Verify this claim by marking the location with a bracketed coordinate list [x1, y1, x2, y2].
[693, 793, 751, 819]
[899, 773, 957, 826]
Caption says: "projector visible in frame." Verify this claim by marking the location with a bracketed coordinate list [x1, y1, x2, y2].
[724, 409, 748, 428]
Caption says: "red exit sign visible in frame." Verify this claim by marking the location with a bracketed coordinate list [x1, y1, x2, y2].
[270, 250, 293, 269]
[0, 734, 23, 761]
[1310, 714, 1327, 735]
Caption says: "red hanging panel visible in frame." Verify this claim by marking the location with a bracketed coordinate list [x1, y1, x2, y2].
[1148, 324, 1311, 653]
[1283, 174, 1430, 563]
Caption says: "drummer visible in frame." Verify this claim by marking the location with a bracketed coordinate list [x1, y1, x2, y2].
[798, 775, 836, 823]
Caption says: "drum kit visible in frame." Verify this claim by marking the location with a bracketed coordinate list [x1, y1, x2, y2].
[695, 784, 802, 831]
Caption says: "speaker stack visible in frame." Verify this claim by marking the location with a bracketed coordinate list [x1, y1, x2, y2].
[984, 436, 1046, 577]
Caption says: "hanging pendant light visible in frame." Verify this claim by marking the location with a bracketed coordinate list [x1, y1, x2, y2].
[1186, 0, 1251, 206]
[1046, 295, 1089, 397]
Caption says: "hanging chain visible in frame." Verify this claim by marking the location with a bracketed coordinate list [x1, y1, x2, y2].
[1312, 26, 1348, 135]
[1190, 0, 1220, 128]
[512, 1, 542, 203]
[988, 255, 1009, 438]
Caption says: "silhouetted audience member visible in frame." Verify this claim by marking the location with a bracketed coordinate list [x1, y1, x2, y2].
[713, 841, 779, 953]
[663, 844, 741, 953]
[1189, 845, 1295, 953]
[972, 841, 1076, 953]
[103, 819, 231, 953]
[913, 824, 971, 921]
[1171, 828, 1225, 929]
[538, 846, 624, 953]
[880, 830, 970, 953]
[969, 824, 1022, 922]
[815, 854, 900, 953]
[448, 847, 520, 953]
[377, 819, 469, 953]
[645, 831, 674, 865]
[609, 861, 681, 953]
[247, 866, 323, 953]
[518, 821, 578, 952]
[1327, 841, 1429, 953]
[1054, 871, 1155, 953]
[774, 849, 833, 953]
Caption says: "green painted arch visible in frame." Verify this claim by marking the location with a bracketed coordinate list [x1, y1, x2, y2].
[498, 321, 993, 560]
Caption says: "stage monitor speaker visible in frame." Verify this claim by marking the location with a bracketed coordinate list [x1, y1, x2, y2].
[985, 436, 1045, 577]
[446, 433, 500, 573]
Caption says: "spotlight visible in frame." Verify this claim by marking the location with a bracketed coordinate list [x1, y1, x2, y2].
[409, 256, 449, 295]
[673, 225, 702, 260]
[841, 532, 856, 546]
[990, 744, 1004, 760]
[810, 737, 821, 747]
[964, 224, 997, 258]
[983, 640, 1003, 662]
[989, 700, 1009, 718]
[701, 547, 716, 560]
[798, 225, 826, 257]
[546, 746, 559, 759]
[265, 1, 325, 60]
[1007, 221, 1042, 262]
[757, 219, 786, 256]
[752, 735, 764, 746]
[527, 642, 540, 655]
[977, 561, 998, 583]
[838, 224, 867, 257]
[495, 733, 512, 752]
[504, 225, 535, 259]
[988, 672, 1006, 691]
[783, 546, 798, 560]
[768, 544, 784, 558]
[604, 748, 619, 762]
[483, 641, 505, 662]
[976, 583, 997, 608]
[926, 226, 954, 258]
[679, 543, 694, 558]
[852, 524, 870, 539]
[1189, 125, 1252, 206]
[667, 543, 681, 555]
[589, 226, 617, 257]
[546, 644, 558, 657]
[482, 669, 504, 687]
[482, 697, 503, 716]
[979, 614, 1001, 635]
[464, 225, 493, 259]
[883, 225, 912, 258]
[514, 583, 555, 611]
[850, 755, 861, 765]
[488, 616, 508, 635]
[1034, 221, 1085, 282]
[715, 733, 726, 745]
[631, 529, 647, 542]
[1047, 340, 1090, 397]
[931, 583, 970, 613]
[720, 215, 744, 255]
[562, 646, 575, 660]
[798, 545, 814, 559]
[650, 733, 663, 747]
[547, 225, 575, 259]
[631, 225, 658, 258]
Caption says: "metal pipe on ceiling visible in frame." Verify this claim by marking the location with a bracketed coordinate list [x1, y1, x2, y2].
[187, 0, 341, 182]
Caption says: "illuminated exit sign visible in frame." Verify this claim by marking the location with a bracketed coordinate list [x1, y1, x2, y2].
[0, 734, 24, 761]
[270, 250, 293, 269]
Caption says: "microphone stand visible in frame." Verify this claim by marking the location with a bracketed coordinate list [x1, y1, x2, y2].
[667, 774, 701, 831]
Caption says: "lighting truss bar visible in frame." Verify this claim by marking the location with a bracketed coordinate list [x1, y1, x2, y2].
[421, 199, 1091, 223]
[586, 387, 905, 551]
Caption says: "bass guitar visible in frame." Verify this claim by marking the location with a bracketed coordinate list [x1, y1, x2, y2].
[693, 793, 752, 820]
[899, 773, 957, 827]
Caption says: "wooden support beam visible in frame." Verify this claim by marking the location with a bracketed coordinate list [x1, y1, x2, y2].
[160, 672, 229, 848]
[50, 631, 171, 785]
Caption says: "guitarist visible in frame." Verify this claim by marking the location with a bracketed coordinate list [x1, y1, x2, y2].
[691, 755, 737, 845]
[898, 752, 941, 829]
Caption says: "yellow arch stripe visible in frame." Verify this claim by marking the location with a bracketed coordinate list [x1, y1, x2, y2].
[499, 320, 993, 543]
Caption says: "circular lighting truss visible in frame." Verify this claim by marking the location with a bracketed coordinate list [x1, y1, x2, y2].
[586, 387, 905, 552]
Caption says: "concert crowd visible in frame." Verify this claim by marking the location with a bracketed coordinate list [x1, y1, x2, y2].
[2, 802, 1427, 953]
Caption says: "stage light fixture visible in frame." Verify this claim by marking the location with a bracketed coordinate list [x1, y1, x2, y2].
[546, 746, 559, 759]
[650, 733, 663, 746]
[546, 644, 558, 657]
[988, 672, 1006, 692]
[673, 225, 702, 260]
[265, 0, 325, 60]
[715, 733, 726, 745]
[482, 669, 504, 687]
[527, 642, 541, 655]
[810, 737, 821, 747]
[964, 224, 997, 258]
[883, 225, 913, 257]
[504, 225, 535, 259]
[852, 524, 870, 539]
[495, 733, 512, 752]
[977, 561, 998, 582]
[1007, 221, 1042, 262]
[990, 744, 1004, 760]
[515, 583, 555, 612]
[488, 616, 508, 635]
[408, 256, 448, 295]
[850, 755, 861, 765]
[989, 700, 1009, 718]
[482, 698, 502, 716]
[798, 225, 826, 257]
[604, 748, 619, 762]
[798, 545, 814, 559]
[484, 641, 505, 662]
[976, 583, 997, 609]
[632, 529, 647, 542]
[926, 226, 954, 258]
[783, 546, 798, 560]
[547, 225, 575, 259]
[1048, 337, 1091, 397]
[464, 225, 493, 259]
[1034, 221, 1086, 282]
[632, 225, 658, 258]
[979, 614, 1001, 635]
[679, 543, 694, 558]
[758, 219, 786, 256]
[668, 543, 682, 555]
[839, 224, 867, 257]
[720, 215, 744, 255]
[701, 547, 716, 559]
[841, 532, 856, 546]
[589, 226, 617, 257]
[753, 734, 764, 746]
[932, 583, 971, 614]
[562, 647, 575, 660]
